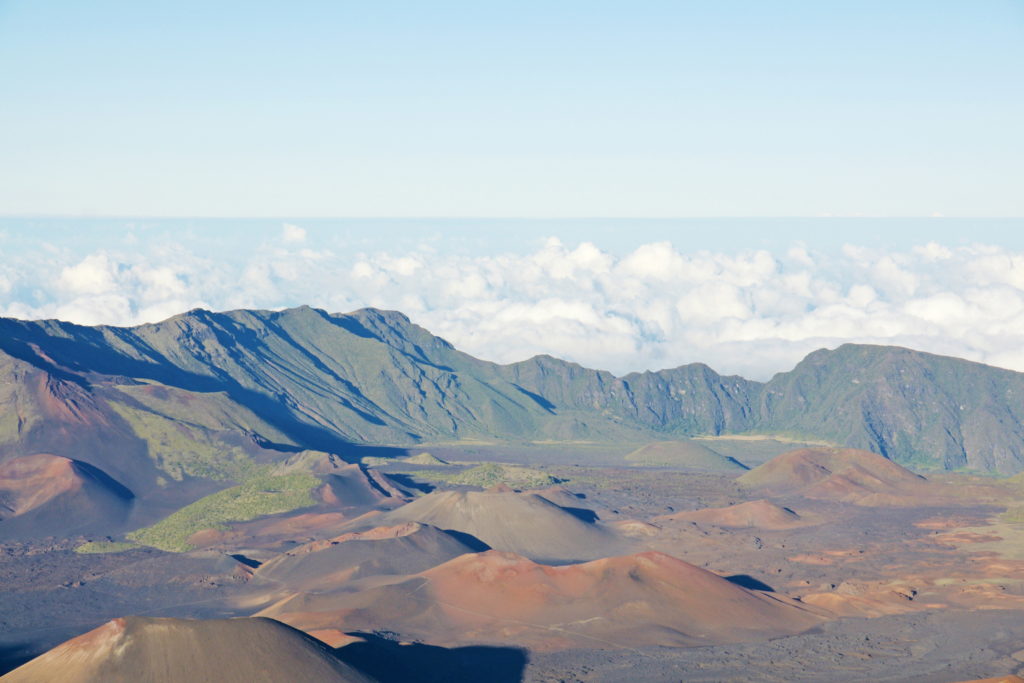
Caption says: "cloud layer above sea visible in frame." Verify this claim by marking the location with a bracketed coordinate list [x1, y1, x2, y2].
[3, 225, 1024, 381]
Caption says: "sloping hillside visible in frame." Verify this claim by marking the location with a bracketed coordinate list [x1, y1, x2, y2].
[0, 454, 133, 538]
[0, 616, 374, 682]
[2, 307, 1024, 488]
[373, 487, 624, 563]
[260, 550, 827, 650]
[756, 344, 1024, 473]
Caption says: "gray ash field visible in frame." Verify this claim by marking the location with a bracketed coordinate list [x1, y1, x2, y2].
[526, 609, 1024, 683]
[5, 438, 1024, 681]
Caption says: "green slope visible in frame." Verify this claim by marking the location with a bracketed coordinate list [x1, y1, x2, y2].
[2, 308, 1024, 481]
[126, 471, 319, 552]
[756, 344, 1024, 474]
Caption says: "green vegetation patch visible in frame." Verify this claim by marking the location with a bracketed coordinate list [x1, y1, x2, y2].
[401, 462, 559, 489]
[694, 432, 837, 447]
[127, 472, 319, 552]
[74, 540, 138, 554]
[1002, 505, 1024, 523]
[110, 401, 259, 482]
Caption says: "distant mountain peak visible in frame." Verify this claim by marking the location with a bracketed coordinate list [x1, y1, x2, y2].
[1, 305, 1024, 476]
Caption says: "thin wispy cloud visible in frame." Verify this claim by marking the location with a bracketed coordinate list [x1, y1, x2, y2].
[3, 228, 1024, 380]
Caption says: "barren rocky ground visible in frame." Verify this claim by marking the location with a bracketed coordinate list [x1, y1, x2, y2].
[6, 441, 1024, 681]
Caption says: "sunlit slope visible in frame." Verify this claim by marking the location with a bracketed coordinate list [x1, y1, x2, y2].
[0, 344, 301, 498]
[260, 550, 827, 650]
[0, 307, 650, 450]
[254, 522, 481, 591]
[0, 616, 375, 683]
[659, 499, 806, 530]
[3, 308, 1024, 475]
[0, 454, 134, 538]
[755, 344, 1024, 473]
[373, 487, 625, 563]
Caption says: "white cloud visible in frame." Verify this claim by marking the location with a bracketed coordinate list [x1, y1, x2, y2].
[787, 244, 814, 267]
[675, 282, 751, 323]
[381, 255, 422, 278]
[57, 253, 119, 295]
[846, 283, 878, 308]
[11, 232, 1024, 381]
[618, 242, 685, 281]
[351, 261, 375, 279]
[913, 241, 952, 262]
[282, 223, 307, 243]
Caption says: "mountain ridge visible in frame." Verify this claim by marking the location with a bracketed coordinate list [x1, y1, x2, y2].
[1, 305, 1023, 485]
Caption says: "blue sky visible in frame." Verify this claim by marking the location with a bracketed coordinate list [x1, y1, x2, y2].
[3, 4, 1024, 377]
[1, 1, 1021, 217]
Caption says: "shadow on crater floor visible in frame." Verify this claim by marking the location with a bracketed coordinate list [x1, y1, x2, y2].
[725, 574, 775, 592]
[336, 632, 528, 683]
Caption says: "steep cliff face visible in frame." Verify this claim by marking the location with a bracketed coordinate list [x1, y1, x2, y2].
[615, 365, 760, 434]
[0, 307, 1023, 477]
[496, 355, 760, 435]
[756, 344, 1024, 474]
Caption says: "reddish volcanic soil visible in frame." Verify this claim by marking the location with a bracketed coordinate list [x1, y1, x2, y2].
[260, 549, 827, 650]
[735, 447, 1004, 506]
[8, 445, 1024, 682]
[0, 454, 92, 517]
[0, 454, 132, 536]
[251, 522, 482, 592]
[737, 447, 926, 502]
[371, 488, 627, 562]
[277, 452, 411, 508]
[0, 616, 374, 682]
[656, 499, 809, 530]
